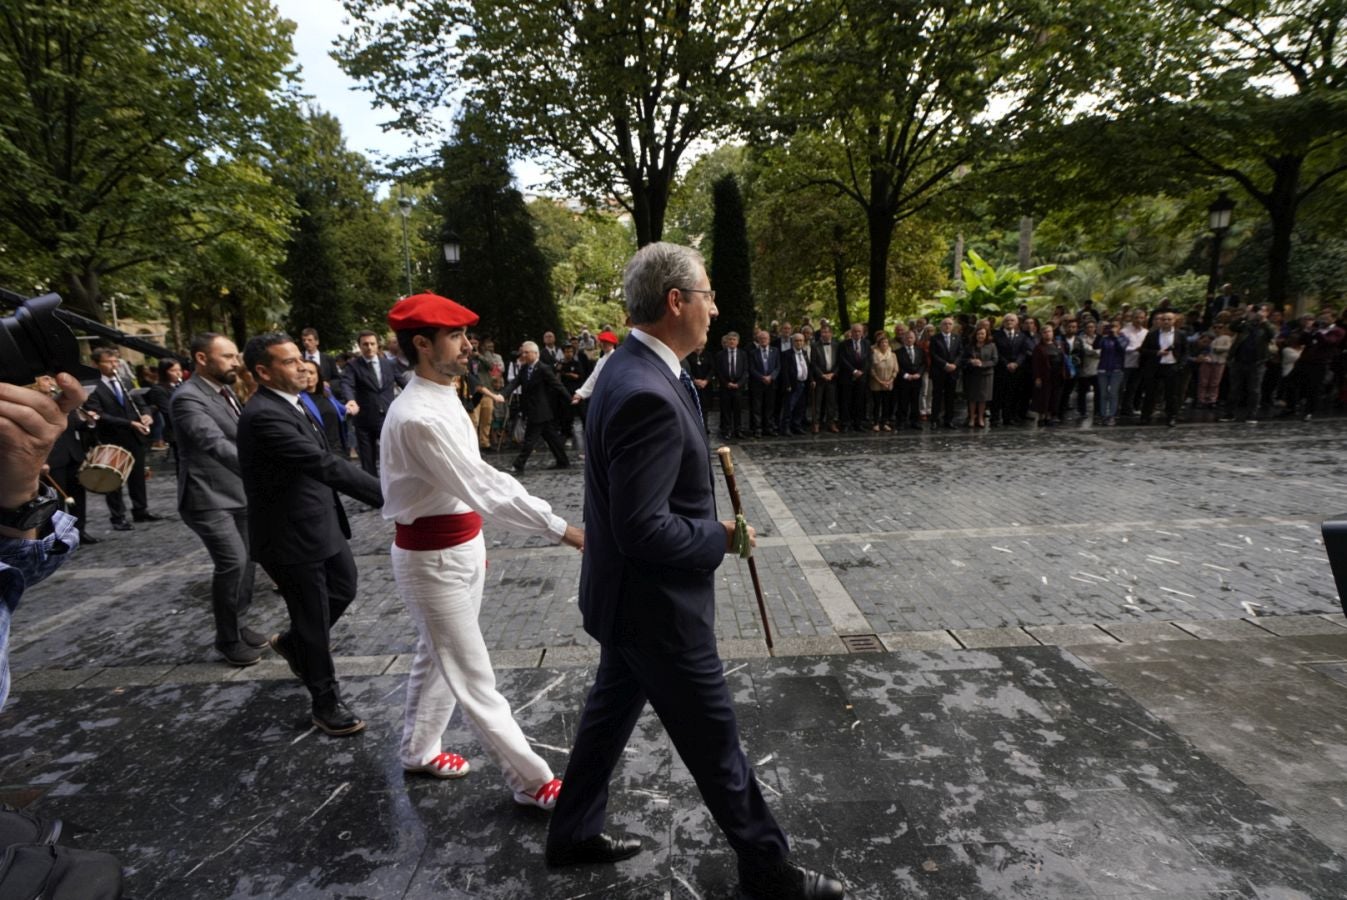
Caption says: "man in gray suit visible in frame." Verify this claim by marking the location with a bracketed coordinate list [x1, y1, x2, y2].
[172, 333, 269, 666]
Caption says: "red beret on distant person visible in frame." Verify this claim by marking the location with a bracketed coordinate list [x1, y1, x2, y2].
[387, 293, 480, 331]
[597, 330, 619, 345]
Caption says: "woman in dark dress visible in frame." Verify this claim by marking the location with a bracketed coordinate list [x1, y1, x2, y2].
[961, 324, 997, 428]
[300, 359, 349, 454]
[1031, 323, 1067, 426]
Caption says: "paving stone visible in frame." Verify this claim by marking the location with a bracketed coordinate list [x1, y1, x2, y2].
[229, 660, 298, 682]
[540, 645, 600, 665]
[489, 649, 545, 669]
[951, 627, 1039, 648]
[1098, 621, 1197, 643]
[334, 655, 396, 677]
[1252, 615, 1347, 637]
[80, 665, 177, 688]
[10, 668, 103, 691]
[1025, 623, 1120, 646]
[1172, 618, 1279, 641]
[716, 638, 773, 659]
[877, 630, 959, 651]
[771, 635, 848, 656]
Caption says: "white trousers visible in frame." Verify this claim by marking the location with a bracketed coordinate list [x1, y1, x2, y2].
[392, 535, 552, 794]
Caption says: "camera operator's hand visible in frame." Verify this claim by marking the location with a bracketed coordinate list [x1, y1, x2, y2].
[0, 374, 86, 510]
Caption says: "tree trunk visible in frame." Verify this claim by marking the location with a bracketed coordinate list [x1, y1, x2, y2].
[1018, 217, 1033, 269]
[631, 181, 653, 247]
[832, 226, 850, 331]
[1265, 156, 1301, 307]
[63, 267, 103, 321]
[866, 208, 894, 337]
[952, 233, 964, 282]
[225, 290, 248, 350]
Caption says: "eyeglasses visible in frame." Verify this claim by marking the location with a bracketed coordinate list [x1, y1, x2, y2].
[677, 287, 716, 303]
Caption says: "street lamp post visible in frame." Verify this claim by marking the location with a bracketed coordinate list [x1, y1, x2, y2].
[1206, 191, 1236, 298]
[397, 196, 414, 297]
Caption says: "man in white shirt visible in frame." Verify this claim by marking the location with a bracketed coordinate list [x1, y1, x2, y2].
[381, 293, 584, 809]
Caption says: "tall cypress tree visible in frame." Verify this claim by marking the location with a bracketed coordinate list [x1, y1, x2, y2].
[708, 174, 754, 350]
[432, 108, 561, 351]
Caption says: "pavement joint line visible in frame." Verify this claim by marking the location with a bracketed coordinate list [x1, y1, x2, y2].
[18, 571, 164, 644]
[11, 614, 1346, 690]
[732, 446, 873, 635]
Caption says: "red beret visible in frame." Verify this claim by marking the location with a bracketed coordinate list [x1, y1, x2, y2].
[387, 293, 480, 331]
[597, 330, 619, 345]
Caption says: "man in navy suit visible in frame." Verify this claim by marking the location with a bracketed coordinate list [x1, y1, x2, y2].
[546, 243, 845, 900]
[239, 333, 383, 735]
[337, 330, 399, 476]
[747, 329, 780, 437]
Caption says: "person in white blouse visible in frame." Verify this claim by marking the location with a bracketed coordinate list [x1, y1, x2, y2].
[380, 293, 585, 810]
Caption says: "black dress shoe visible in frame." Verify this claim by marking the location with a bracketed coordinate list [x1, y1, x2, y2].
[132, 511, 163, 522]
[511, 462, 526, 474]
[240, 627, 270, 649]
[111, 521, 134, 532]
[738, 860, 846, 900]
[269, 633, 302, 679]
[312, 701, 366, 736]
[546, 833, 643, 867]
[78, 533, 101, 545]
[217, 642, 262, 667]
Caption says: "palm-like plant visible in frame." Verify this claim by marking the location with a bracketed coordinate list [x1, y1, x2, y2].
[924, 250, 1056, 319]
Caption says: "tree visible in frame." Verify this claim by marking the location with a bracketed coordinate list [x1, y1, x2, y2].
[337, 0, 808, 246]
[708, 175, 754, 348]
[431, 109, 561, 350]
[0, 0, 297, 318]
[529, 198, 630, 335]
[759, 0, 1135, 335]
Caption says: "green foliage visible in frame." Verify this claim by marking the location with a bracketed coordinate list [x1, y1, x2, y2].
[709, 175, 755, 348]
[925, 251, 1055, 319]
[338, 0, 790, 246]
[432, 108, 561, 350]
[0, 0, 298, 318]
[664, 145, 748, 248]
[272, 110, 400, 348]
[529, 198, 630, 335]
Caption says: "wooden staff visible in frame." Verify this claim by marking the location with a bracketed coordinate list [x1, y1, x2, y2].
[716, 446, 774, 653]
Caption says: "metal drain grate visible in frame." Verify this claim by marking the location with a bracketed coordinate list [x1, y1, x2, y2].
[840, 634, 884, 654]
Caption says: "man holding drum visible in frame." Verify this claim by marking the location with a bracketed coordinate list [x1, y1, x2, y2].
[84, 347, 160, 531]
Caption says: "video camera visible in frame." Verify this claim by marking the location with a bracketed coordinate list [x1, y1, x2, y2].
[1, 288, 186, 385]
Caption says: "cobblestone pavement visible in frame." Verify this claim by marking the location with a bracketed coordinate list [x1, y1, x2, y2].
[4, 416, 1347, 897]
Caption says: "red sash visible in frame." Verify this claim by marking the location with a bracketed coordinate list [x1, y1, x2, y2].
[395, 512, 483, 551]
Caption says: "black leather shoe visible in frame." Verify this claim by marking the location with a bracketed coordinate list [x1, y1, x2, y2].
[111, 521, 133, 532]
[78, 532, 101, 545]
[738, 860, 846, 900]
[512, 462, 526, 474]
[132, 511, 163, 522]
[269, 633, 302, 679]
[217, 642, 262, 667]
[312, 701, 366, 736]
[545, 833, 643, 867]
[240, 627, 270, 649]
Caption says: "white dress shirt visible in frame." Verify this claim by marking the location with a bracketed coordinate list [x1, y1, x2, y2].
[380, 375, 565, 539]
[629, 329, 683, 377]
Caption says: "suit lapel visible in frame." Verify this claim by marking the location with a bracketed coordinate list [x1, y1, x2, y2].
[627, 337, 703, 430]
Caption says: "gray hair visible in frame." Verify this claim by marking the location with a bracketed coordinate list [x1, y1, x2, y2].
[623, 242, 705, 326]
[519, 340, 539, 353]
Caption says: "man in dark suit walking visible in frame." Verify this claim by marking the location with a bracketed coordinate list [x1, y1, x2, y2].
[84, 347, 159, 530]
[173, 333, 268, 667]
[239, 333, 383, 736]
[713, 331, 746, 438]
[929, 317, 963, 428]
[503, 341, 572, 473]
[337, 330, 398, 477]
[547, 242, 845, 900]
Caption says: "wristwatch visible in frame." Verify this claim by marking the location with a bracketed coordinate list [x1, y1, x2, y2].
[0, 484, 60, 532]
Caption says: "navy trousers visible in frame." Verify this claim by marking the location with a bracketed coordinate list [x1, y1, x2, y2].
[548, 641, 789, 867]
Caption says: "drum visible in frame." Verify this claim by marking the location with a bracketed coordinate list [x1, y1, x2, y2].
[78, 445, 134, 494]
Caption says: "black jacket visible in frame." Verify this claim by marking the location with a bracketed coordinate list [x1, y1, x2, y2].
[338, 355, 399, 429]
[503, 361, 571, 423]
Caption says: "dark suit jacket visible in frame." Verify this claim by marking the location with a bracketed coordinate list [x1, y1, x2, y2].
[48, 409, 95, 469]
[714, 347, 747, 391]
[896, 343, 926, 378]
[781, 348, 811, 388]
[580, 336, 724, 650]
[993, 329, 1030, 370]
[838, 338, 870, 381]
[237, 387, 382, 566]
[503, 362, 571, 423]
[810, 340, 841, 378]
[172, 375, 246, 511]
[682, 351, 714, 383]
[747, 345, 780, 384]
[1138, 329, 1189, 373]
[928, 332, 964, 374]
[538, 343, 566, 368]
[85, 378, 147, 449]
[306, 352, 340, 384]
[338, 355, 399, 430]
